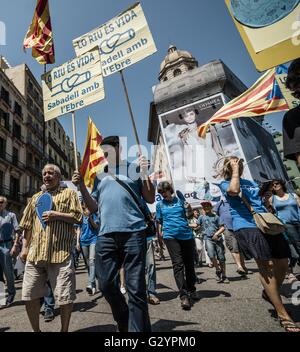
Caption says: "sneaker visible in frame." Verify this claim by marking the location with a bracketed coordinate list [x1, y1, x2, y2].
[148, 295, 160, 305]
[189, 291, 201, 301]
[44, 310, 55, 322]
[221, 275, 230, 284]
[181, 297, 191, 310]
[120, 286, 127, 295]
[215, 270, 222, 282]
[86, 286, 96, 296]
[5, 294, 15, 307]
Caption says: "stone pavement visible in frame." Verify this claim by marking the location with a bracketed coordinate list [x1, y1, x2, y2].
[0, 251, 299, 332]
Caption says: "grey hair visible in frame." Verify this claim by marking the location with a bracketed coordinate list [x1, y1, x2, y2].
[0, 196, 7, 203]
[42, 164, 62, 177]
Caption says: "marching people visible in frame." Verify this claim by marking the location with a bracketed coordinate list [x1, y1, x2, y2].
[189, 208, 212, 267]
[197, 201, 229, 283]
[266, 179, 300, 284]
[72, 136, 155, 332]
[214, 198, 248, 276]
[219, 156, 300, 332]
[19, 164, 82, 332]
[156, 181, 200, 311]
[76, 203, 99, 296]
[0, 196, 21, 307]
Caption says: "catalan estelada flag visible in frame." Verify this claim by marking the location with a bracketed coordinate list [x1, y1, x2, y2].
[198, 66, 290, 138]
[23, 0, 55, 64]
[80, 117, 108, 189]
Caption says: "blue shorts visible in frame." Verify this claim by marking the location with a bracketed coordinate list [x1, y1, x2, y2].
[205, 238, 226, 262]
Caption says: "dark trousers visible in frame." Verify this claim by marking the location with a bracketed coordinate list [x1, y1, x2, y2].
[164, 238, 196, 299]
[96, 231, 151, 332]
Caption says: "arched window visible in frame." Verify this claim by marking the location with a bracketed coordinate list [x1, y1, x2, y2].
[173, 69, 182, 77]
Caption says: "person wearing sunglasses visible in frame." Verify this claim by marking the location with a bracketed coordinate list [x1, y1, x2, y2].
[219, 157, 299, 332]
[266, 180, 300, 284]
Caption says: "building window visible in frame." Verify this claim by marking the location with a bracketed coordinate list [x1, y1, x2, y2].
[13, 122, 21, 140]
[54, 122, 56, 134]
[1, 87, 10, 106]
[58, 128, 61, 139]
[0, 170, 3, 190]
[163, 77, 168, 81]
[0, 137, 5, 158]
[173, 69, 182, 77]
[12, 147, 18, 165]
[0, 109, 9, 130]
[10, 176, 20, 200]
[14, 102, 22, 117]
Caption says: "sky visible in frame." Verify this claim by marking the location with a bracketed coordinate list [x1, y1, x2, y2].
[0, 0, 284, 158]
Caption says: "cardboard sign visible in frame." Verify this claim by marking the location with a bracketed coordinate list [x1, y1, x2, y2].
[225, 0, 300, 72]
[72, 2, 157, 76]
[42, 48, 105, 121]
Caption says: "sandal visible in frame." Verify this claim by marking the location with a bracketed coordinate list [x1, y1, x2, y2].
[279, 318, 300, 332]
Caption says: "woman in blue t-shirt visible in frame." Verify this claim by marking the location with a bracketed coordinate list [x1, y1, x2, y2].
[156, 181, 200, 311]
[267, 179, 300, 284]
[219, 156, 299, 332]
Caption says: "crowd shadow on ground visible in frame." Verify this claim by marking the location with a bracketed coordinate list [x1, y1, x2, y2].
[152, 319, 199, 332]
[73, 324, 116, 332]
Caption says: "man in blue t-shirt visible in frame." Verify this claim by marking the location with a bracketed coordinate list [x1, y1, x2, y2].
[72, 136, 155, 332]
[0, 196, 21, 307]
[197, 201, 228, 283]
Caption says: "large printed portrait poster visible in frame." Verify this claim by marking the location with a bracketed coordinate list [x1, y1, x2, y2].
[159, 94, 246, 207]
[233, 118, 288, 183]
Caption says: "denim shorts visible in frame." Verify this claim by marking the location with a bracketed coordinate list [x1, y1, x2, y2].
[205, 238, 226, 262]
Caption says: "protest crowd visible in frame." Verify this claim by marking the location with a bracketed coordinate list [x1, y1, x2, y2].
[1, 0, 300, 334]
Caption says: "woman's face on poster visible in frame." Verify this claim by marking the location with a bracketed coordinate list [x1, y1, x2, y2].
[183, 110, 196, 124]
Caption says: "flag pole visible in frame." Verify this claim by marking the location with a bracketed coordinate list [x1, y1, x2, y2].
[119, 70, 150, 190]
[72, 111, 79, 170]
[43, 64, 47, 163]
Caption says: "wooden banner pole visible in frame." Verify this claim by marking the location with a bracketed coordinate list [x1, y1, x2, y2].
[72, 111, 79, 170]
[119, 70, 150, 190]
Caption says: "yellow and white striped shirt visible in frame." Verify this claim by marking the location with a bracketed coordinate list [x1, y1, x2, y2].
[20, 187, 83, 264]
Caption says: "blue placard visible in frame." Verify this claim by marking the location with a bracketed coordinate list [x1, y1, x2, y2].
[35, 193, 53, 230]
[230, 0, 300, 28]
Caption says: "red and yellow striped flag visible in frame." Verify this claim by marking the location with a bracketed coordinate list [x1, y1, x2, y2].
[80, 117, 108, 188]
[198, 66, 289, 138]
[23, 0, 55, 64]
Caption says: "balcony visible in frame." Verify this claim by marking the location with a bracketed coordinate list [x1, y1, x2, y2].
[0, 152, 25, 170]
[26, 161, 42, 176]
[27, 137, 44, 155]
[0, 185, 25, 204]
[48, 135, 68, 162]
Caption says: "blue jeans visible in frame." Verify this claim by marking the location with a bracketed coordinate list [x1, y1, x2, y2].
[146, 240, 157, 297]
[205, 238, 226, 262]
[81, 243, 96, 288]
[43, 281, 55, 314]
[0, 241, 15, 296]
[96, 231, 151, 332]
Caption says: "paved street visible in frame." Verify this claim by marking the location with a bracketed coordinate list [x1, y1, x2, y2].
[0, 251, 299, 333]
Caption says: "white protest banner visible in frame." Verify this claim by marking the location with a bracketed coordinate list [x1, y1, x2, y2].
[72, 2, 157, 77]
[42, 48, 105, 121]
[276, 73, 300, 110]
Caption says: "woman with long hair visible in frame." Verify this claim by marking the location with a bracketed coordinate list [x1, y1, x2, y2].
[218, 156, 299, 332]
[267, 179, 300, 284]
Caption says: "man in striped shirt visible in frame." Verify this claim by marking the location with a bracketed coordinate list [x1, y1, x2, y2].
[20, 164, 82, 332]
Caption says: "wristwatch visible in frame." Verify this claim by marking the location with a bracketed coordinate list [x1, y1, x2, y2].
[230, 0, 300, 28]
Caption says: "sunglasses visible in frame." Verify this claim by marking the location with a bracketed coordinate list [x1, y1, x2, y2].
[272, 182, 280, 186]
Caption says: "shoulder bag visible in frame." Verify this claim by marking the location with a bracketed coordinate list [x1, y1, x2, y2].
[241, 194, 286, 235]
